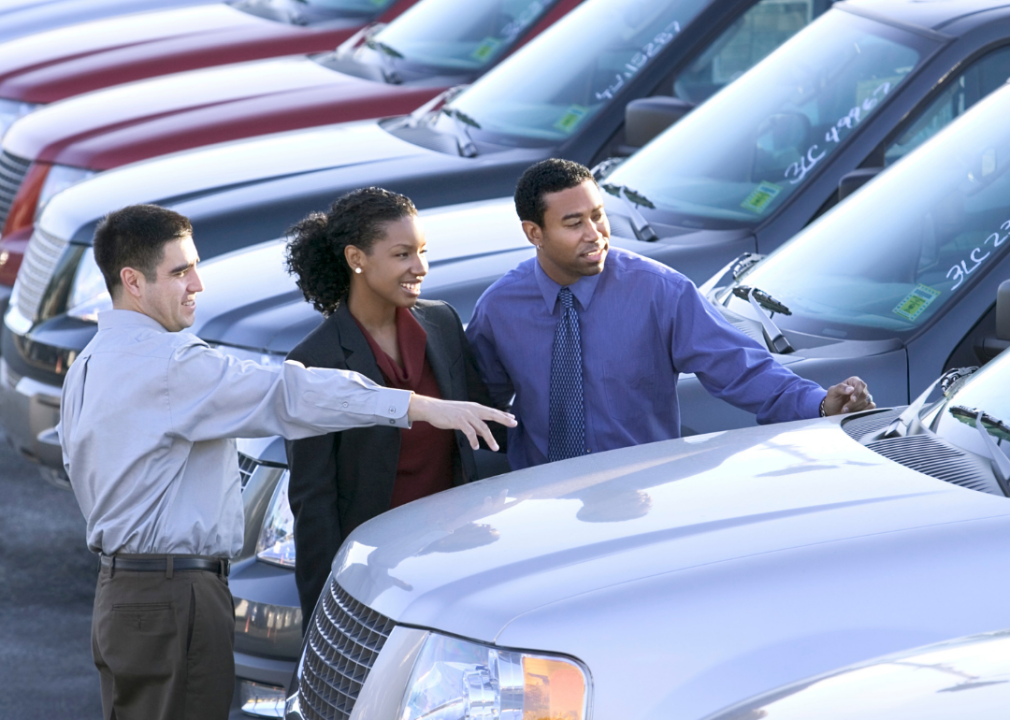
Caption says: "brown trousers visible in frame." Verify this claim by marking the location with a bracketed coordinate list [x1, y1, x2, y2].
[92, 558, 235, 720]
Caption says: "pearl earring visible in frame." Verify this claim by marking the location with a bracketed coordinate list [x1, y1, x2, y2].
[354, 267, 362, 274]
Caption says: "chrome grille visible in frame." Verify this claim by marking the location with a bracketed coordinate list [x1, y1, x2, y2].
[237, 452, 259, 490]
[841, 408, 903, 441]
[14, 226, 69, 324]
[866, 434, 1002, 495]
[300, 581, 395, 720]
[0, 151, 30, 230]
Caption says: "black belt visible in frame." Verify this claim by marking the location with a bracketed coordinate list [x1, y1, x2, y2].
[101, 554, 230, 577]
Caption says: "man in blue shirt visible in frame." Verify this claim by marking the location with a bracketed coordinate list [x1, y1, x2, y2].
[467, 159, 874, 470]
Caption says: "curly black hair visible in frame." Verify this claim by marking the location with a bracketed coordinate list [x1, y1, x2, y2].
[285, 188, 417, 315]
[514, 158, 595, 227]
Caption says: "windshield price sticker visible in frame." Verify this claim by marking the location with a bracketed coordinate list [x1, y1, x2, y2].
[786, 82, 893, 186]
[947, 219, 1010, 290]
[893, 284, 940, 321]
[741, 181, 783, 213]
[555, 105, 589, 133]
[471, 37, 503, 62]
[594, 20, 681, 102]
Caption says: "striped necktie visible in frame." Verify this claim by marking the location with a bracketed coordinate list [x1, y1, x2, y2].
[548, 287, 586, 462]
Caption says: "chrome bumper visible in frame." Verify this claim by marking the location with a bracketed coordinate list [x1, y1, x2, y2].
[0, 357, 65, 480]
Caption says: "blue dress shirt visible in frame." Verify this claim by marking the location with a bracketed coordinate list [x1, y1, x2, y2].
[467, 247, 826, 470]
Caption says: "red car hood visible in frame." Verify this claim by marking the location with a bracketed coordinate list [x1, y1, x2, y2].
[3, 56, 440, 169]
[0, 4, 365, 104]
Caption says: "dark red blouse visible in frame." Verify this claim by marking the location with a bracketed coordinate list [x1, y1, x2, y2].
[354, 308, 456, 508]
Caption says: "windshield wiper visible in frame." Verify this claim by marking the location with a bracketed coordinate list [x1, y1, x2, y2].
[364, 37, 403, 84]
[732, 285, 792, 354]
[441, 107, 479, 158]
[880, 366, 978, 439]
[950, 405, 1010, 495]
[601, 183, 657, 242]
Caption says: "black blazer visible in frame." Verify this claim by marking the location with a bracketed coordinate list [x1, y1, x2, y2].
[286, 299, 499, 624]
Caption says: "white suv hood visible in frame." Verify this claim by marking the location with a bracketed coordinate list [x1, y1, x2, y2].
[335, 418, 1010, 720]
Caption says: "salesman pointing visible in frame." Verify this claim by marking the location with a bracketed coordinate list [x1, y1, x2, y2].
[58, 204, 514, 720]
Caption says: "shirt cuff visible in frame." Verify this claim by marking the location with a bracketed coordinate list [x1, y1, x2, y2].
[807, 389, 829, 420]
[377, 387, 412, 429]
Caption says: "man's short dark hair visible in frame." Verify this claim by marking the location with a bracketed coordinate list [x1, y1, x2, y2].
[514, 158, 595, 227]
[93, 205, 193, 296]
[285, 187, 418, 315]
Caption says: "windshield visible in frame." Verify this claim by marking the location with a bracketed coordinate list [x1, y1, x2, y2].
[605, 10, 932, 228]
[932, 349, 1010, 466]
[720, 85, 1010, 341]
[357, 0, 563, 73]
[232, 0, 398, 21]
[305, 0, 396, 8]
[442, 0, 711, 143]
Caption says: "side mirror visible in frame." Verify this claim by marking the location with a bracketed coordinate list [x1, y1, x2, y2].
[998, 278, 1010, 341]
[838, 168, 882, 202]
[975, 279, 1010, 361]
[623, 97, 694, 152]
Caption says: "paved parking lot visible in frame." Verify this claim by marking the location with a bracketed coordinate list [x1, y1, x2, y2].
[0, 429, 102, 718]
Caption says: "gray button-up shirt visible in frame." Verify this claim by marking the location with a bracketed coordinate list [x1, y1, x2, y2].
[59, 310, 412, 558]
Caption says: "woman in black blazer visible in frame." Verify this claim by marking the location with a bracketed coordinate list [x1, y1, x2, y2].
[284, 187, 507, 627]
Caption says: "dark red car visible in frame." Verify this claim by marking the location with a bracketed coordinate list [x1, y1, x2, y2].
[0, 0, 579, 290]
[0, 0, 419, 129]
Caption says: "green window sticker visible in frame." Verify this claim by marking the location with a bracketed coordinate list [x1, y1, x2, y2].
[471, 37, 503, 63]
[893, 284, 941, 321]
[741, 181, 783, 213]
[554, 105, 589, 134]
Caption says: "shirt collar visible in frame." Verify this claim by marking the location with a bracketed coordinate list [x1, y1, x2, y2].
[97, 309, 170, 333]
[534, 258, 603, 313]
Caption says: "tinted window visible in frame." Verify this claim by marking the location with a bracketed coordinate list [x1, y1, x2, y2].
[675, 0, 828, 105]
[719, 86, 1010, 340]
[885, 45, 1010, 166]
[443, 0, 712, 143]
[369, 0, 563, 72]
[605, 10, 930, 228]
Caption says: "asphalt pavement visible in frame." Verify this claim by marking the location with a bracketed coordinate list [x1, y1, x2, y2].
[0, 428, 103, 718]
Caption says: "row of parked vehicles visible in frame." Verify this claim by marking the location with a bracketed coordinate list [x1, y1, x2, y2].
[2, 0, 1009, 718]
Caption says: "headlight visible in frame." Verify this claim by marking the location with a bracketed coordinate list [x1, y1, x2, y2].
[0, 99, 40, 138]
[400, 632, 590, 720]
[66, 246, 111, 322]
[255, 470, 295, 568]
[35, 164, 97, 220]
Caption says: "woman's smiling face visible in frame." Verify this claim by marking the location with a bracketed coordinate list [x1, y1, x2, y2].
[349, 213, 429, 309]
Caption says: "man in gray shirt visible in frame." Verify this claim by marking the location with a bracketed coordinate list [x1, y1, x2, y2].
[58, 204, 513, 720]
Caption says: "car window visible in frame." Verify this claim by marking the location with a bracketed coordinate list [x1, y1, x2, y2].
[306, 0, 398, 10]
[369, 0, 563, 72]
[719, 86, 1010, 341]
[605, 9, 932, 228]
[444, 0, 713, 143]
[885, 45, 1010, 167]
[674, 0, 829, 105]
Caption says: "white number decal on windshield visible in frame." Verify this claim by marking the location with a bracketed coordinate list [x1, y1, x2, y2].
[947, 218, 1010, 290]
[785, 82, 892, 185]
[595, 21, 681, 102]
[500, 0, 547, 43]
